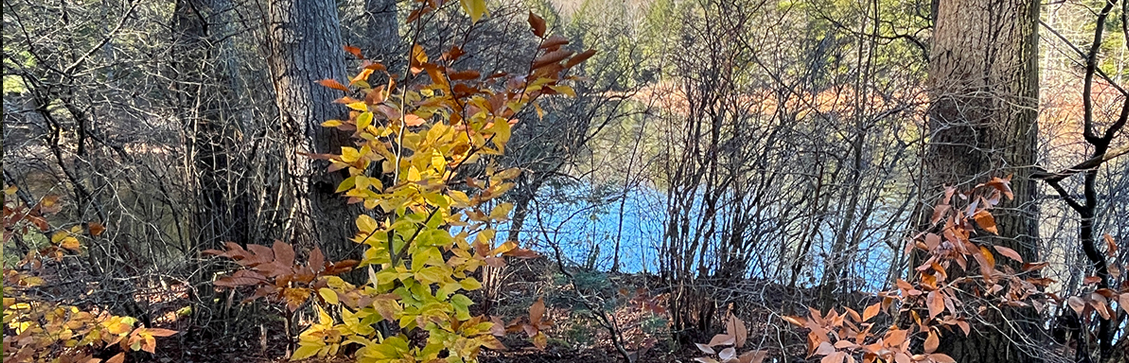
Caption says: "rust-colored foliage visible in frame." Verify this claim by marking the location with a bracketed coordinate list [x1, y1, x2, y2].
[3, 187, 177, 362]
[777, 177, 1128, 363]
[204, 242, 358, 311]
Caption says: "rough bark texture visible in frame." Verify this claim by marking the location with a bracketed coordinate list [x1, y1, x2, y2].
[364, 0, 399, 61]
[267, 0, 356, 260]
[173, 0, 249, 250]
[925, 0, 1042, 362]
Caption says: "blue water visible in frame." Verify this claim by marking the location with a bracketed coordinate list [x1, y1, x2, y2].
[496, 183, 903, 291]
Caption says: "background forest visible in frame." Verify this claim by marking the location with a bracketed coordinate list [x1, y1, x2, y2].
[3, 0, 1128, 362]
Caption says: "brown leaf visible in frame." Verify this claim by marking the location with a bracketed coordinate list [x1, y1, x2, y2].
[308, 247, 325, 273]
[955, 320, 970, 336]
[318, 79, 350, 92]
[930, 353, 957, 363]
[528, 12, 546, 38]
[1104, 234, 1118, 257]
[924, 329, 939, 353]
[1067, 296, 1086, 314]
[143, 328, 178, 337]
[538, 35, 570, 50]
[448, 70, 481, 81]
[529, 297, 546, 323]
[993, 245, 1023, 263]
[726, 316, 747, 348]
[820, 351, 845, 363]
[1083, 275, 1102, 285]
[531, 49, 573, 70]
[565, 49, 597, 69]
[708, 333, 734, 347]
[105, 353, 126, 363]
[1119, 294, 1128, 315]
[272, 241, 295, 267]
[927, 291, 945, 319]
[695, 343, 716, 355]
[739, 350, 768, 363]
[930, 204, 950, 225]
[88, 222, 105, 236]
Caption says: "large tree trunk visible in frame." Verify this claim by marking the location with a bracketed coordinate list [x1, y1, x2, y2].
[924, 0, 1042, 362]
[172, 0, 249, 251]
[267, 0, 356, 260]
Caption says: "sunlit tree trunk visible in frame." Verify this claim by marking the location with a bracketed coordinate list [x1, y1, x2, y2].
[924, 0, 1042, 361]
[267, 0, 356, 260]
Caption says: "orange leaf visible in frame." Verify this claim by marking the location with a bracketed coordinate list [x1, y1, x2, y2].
[782, 315, 805, 327]
[88, 222, 106, 236]
[404, 114, 426, 127]
[344, 45, 363, 58]
[972, 210, 997, 234]
[862, 302, 881, 321]
[318, 79, 350, 92]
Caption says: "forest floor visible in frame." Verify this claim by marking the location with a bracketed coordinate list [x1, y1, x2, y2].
[129, 257, 875, 363]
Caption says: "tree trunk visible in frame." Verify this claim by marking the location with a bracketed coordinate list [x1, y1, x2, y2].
[267, 0, 356, 260]
[363, 0, 399, 61]
[172, 0, 249, 250]
[924, 0, 1042, 362]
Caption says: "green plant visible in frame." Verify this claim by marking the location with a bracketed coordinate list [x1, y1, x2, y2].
[206, 7, 593, 362]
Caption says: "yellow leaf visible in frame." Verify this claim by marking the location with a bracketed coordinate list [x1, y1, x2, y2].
[459, 0, 489, 23]
[322, 120, 343, 127]
[61, 237, 81, 251]
[357, 112, 374, 130]
[292, 344, 321, 360]
[316, 305, 333, 326]
[341, 147, 361, 163]
[347, 101, 369, 111]
[490, 203, 514, 220]
[319, 288, 339, 305]
[356, 214, 378, 234]
[407, 166, 422, 182]
[548, 85, 576, 97]
[4, 186, 17, 195]
[430, 150, 446, 173]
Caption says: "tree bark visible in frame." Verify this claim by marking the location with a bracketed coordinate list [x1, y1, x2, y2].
[267, 0, 356, 260]
[924, 0, 1042, 362]
[172, 0, 249, 250]
[363, 0, 399, 61]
